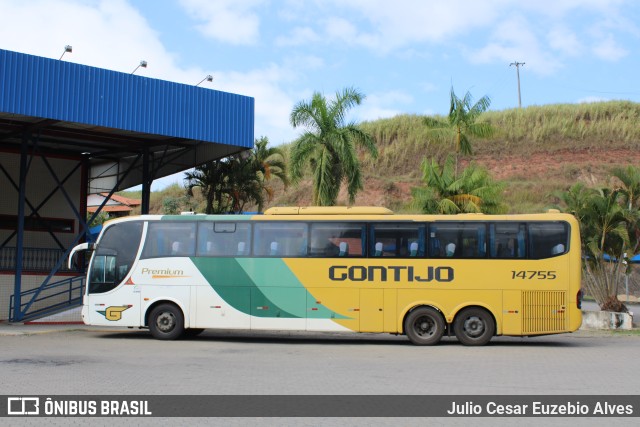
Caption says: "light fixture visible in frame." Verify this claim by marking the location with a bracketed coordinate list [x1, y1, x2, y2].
[131, 60, 148, 74]
[196, 74, 213, 86]
[59, 45, 72, 60]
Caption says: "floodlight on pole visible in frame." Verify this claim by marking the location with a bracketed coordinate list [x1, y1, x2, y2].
[196, 74, 214, 86]
[59, 45, 72, 60]
[131, 60, 148, 74]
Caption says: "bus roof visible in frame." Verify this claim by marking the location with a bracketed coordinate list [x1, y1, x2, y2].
[97, 208, 578, 226]
[263, 206, 394, 215]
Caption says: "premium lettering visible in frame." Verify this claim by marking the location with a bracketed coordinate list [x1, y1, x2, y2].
[140, 268, 184, 276]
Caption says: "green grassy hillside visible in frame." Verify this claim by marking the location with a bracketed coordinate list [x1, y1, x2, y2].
[123, 101, 640, 214]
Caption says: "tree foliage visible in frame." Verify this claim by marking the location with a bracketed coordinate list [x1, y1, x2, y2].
[424, 87, 493, 171]
[411, 154, 506, 214]
[183, 137, 287, 214]
[290, 87, 377, 206]
[553, 168, 640, 312]
[252, 136, 288, 210]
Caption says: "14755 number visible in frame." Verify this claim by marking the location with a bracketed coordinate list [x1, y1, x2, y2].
[511, 270, 556, 280]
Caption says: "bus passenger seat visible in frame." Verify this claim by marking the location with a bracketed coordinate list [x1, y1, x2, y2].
[270, 241, 279, 256]
[339, 242, 349, 257]
[374, 242, 383, 256]
[237, 241, 246, 255]
[445, 243, 456, 257]
[171, 241, 182, 255]
[552, 243, 565, 254]
[409, 242, 418, 257]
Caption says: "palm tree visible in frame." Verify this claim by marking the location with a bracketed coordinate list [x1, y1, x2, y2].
[251, 136, 288, 211]
[579, 188, 632, 312]
[185, 154, 266, 214]
[612, 165, 640, 210]
[224, 154, 265, 213]
[411, 154, 506, 214]
[184, 138, 287, 214]
[424, 87, 493, 172]
[611, 166, 640, 256]
[290, 87, 377, 206]
[184, 159, 233, 214]
[551, 182, 596, 227]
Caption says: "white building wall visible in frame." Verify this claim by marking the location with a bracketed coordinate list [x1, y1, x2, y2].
[0, 151, 84, 320]
[0, 152, 83, 248]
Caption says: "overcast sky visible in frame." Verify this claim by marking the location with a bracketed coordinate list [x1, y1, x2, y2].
[1, 0, 638, 189]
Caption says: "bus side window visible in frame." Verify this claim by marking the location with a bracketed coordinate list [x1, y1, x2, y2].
[529, 222, 568, 259]
[429, 224, 457, 258]
[142, 222, 195, 258]
[309, 223, 364, 257]
[491, 223, 525, 259]
[253, 222, 307, 257]
[428, 222, 485, 258]
[369, 223, 423, 258]
[196, 222, 251, 257]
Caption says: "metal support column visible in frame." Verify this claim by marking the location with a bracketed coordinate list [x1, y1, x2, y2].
[12, 134, 29, 321]
[141, 147, 151, 214]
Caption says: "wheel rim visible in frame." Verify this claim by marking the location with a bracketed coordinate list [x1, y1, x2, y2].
[462, 316, 485, 338]
[413, 315, 436, 338]
[156, 311, 176, 333]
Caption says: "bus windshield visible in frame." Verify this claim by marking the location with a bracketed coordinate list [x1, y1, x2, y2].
[88, 221, 143, 294]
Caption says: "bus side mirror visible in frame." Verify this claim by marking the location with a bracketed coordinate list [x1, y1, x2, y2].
[68, 242, 95, 269]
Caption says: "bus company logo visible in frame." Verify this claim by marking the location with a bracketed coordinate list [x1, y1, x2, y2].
[329, 265, 454, 283]
[7, 397, 39, 415]
[97, 305, 131, 321]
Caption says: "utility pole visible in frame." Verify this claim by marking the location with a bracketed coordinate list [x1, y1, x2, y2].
[510, 61, 525, 108]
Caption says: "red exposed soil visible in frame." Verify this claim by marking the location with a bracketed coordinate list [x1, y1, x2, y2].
[338, 148, 640, 208]
[468, 148, 640, 181]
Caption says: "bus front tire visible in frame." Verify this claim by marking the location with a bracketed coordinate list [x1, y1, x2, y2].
[149, 303, 184, 340]
[404, 307, 445, 346]
[453, 307, 495, 346]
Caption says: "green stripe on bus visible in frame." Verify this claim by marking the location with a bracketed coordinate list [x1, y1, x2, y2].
[236, 258, 340, 319]
[191, 257, 345, 319]
[191, 257, 299, 318]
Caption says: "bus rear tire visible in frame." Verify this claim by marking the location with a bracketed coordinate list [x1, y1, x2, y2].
[453, 307, 495, 346]
[404, 307, 444, 346]
[149, 303, 184, 340]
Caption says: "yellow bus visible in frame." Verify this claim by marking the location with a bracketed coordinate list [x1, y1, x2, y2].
[69, 206, 583, 345]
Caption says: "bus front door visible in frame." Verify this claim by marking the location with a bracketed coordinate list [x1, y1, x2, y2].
[85, 252, 141, 327]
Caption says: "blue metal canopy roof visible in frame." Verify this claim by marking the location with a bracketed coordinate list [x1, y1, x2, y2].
[0, 48, 255, 190]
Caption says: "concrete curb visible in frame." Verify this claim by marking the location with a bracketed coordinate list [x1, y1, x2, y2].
[580, 310, 634, 330]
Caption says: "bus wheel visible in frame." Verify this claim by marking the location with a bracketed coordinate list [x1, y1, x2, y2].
[149, 304, 184, 340]
[453, 307, 495, 346]
[404, 307, 444, 346]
